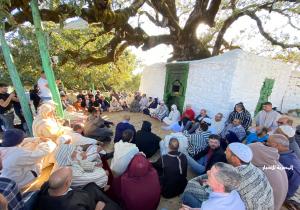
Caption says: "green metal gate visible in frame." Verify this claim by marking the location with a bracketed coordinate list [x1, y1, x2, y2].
[255, 78, 275, 115]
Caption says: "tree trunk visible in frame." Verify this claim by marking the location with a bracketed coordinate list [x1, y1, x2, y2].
[170, 33, 211, 62]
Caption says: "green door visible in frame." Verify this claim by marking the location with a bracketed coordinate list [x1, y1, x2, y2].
[163, 63, 189, 113]
[255, 78, 275, 115]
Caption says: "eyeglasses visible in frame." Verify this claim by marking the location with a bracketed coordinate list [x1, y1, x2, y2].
[277, 121, 284, 125]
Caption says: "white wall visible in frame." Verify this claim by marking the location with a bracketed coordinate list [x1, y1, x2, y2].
[184, 50, 239, 118]
[139, 63, 166, 100]
[282, 71, 300, 112]
[231, 51, 293, 116]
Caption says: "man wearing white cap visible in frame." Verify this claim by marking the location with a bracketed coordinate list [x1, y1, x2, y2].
[275, 116, 300, 159]
[225, 143, 274, 210]
[181, 143, 274, 210]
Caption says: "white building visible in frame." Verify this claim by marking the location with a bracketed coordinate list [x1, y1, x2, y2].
[139, 49, 297, 117]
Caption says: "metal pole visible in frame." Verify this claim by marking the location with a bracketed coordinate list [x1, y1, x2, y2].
[0, 25, 33, 136]
[30, 0, 64, 118]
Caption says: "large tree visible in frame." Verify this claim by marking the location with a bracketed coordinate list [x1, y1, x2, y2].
[1, 0, 300, 66]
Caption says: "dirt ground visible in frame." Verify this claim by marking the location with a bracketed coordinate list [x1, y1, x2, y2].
[15, 111, 296, 209]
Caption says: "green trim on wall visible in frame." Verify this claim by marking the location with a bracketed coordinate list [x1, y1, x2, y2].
[163, 63, 189, 113]
[255, 78, 275, 115]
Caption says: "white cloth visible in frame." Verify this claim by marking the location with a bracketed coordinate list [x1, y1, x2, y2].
[139, 97, 149, 110]
[110, 140, 139, 176]
[37, 77, 52, 98]
[163, 104, 180, 125]
[0, 138, 53, 188]
[211, 120, 225, 135]
[160, 132, 188, 155]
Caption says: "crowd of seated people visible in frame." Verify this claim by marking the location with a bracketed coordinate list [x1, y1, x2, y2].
[0, 89, 300, 210]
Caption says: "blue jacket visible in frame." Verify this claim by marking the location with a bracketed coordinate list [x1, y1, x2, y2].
[279, 150, 300, 198]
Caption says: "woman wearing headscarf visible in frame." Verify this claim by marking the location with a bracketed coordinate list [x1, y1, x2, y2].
[54, 144, 108, 188]
[150, 101, 169, 121]
[226, 102, 252, 130]
[84, 107, 113, 141]
[163, 104, 181, 125]
[111, 154, 161, 210]
[135, 121, 161, 158]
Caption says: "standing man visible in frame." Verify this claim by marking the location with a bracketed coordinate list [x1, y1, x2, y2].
[0, 83, 18, 130]
[256, 102, 281, 132]
[37, 71, 52, 102]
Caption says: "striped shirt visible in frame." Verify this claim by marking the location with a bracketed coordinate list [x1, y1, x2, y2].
[186, 130, 211, 156]
[227, 111, 252, 130]
[237, 163, 274, 210]
[0, 177, 25, 210]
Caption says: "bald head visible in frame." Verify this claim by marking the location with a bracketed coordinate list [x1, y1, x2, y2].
[278, 116, 293, 126]
[267, 134, 289, 153]
[49, 167, 72, 190]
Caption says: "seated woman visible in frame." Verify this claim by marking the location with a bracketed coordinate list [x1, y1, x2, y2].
[135, 121, 161, 158]
[246, 127, 269, 144]
[143, 98, 158, 115]
[163, 104, 181, 125]
[109, 97, 123, 112]
[0, 129, 54, 188]
[150, 101, 169, 121]
[129, 96, 140, 112]
[84, 107, 113, 142]
[111, 154, 161, 210]
[54, 144, 108, 189]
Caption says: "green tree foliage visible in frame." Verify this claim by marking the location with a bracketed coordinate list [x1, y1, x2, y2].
[0, 23, 139, 91]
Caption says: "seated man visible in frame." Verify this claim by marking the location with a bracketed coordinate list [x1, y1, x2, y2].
[135, 121, 161, 158]
[37, 167, 121, 210]
[182, 143, 274, 209]
[84, 107, 113, 142]
[111, 129, 139, 176]
[220, 118, 246, 146]
[183, 109, 209, 134]
[150, 101, 169, 121]
[255, 101, 281, 132]
[249, 142, 288, 210]
[267, 134, 300, 208]
[186, 122, 212, 158]
[112, 154, 161, 210]
[0, 129, 53, 188]
[114, 115, 136, 143]
[139, 94, 148, 111]
[153, 138, 187, 198]
[180, 162, 245, 210]
[210, 113, 225, 135]
[187, 134, 227, 175]
[108, 97, 123, 112]
[98, 95, 110, 112]
[246, 126, 269, 144]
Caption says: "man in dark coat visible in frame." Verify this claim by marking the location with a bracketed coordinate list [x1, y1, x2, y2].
[135, 121, 161, 158]
[188, 134, 227, 175]
[153, 138, 188, 198]
[114, 115, 136, 143]
[37, 167, 121, 210]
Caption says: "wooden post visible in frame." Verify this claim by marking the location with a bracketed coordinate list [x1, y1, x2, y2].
[0, 25, 33, 136]
[30, 0, 64, 118]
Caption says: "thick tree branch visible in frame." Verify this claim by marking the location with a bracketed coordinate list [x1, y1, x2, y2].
[247, 12, 300, 50]
[142, 34, 173, 50]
